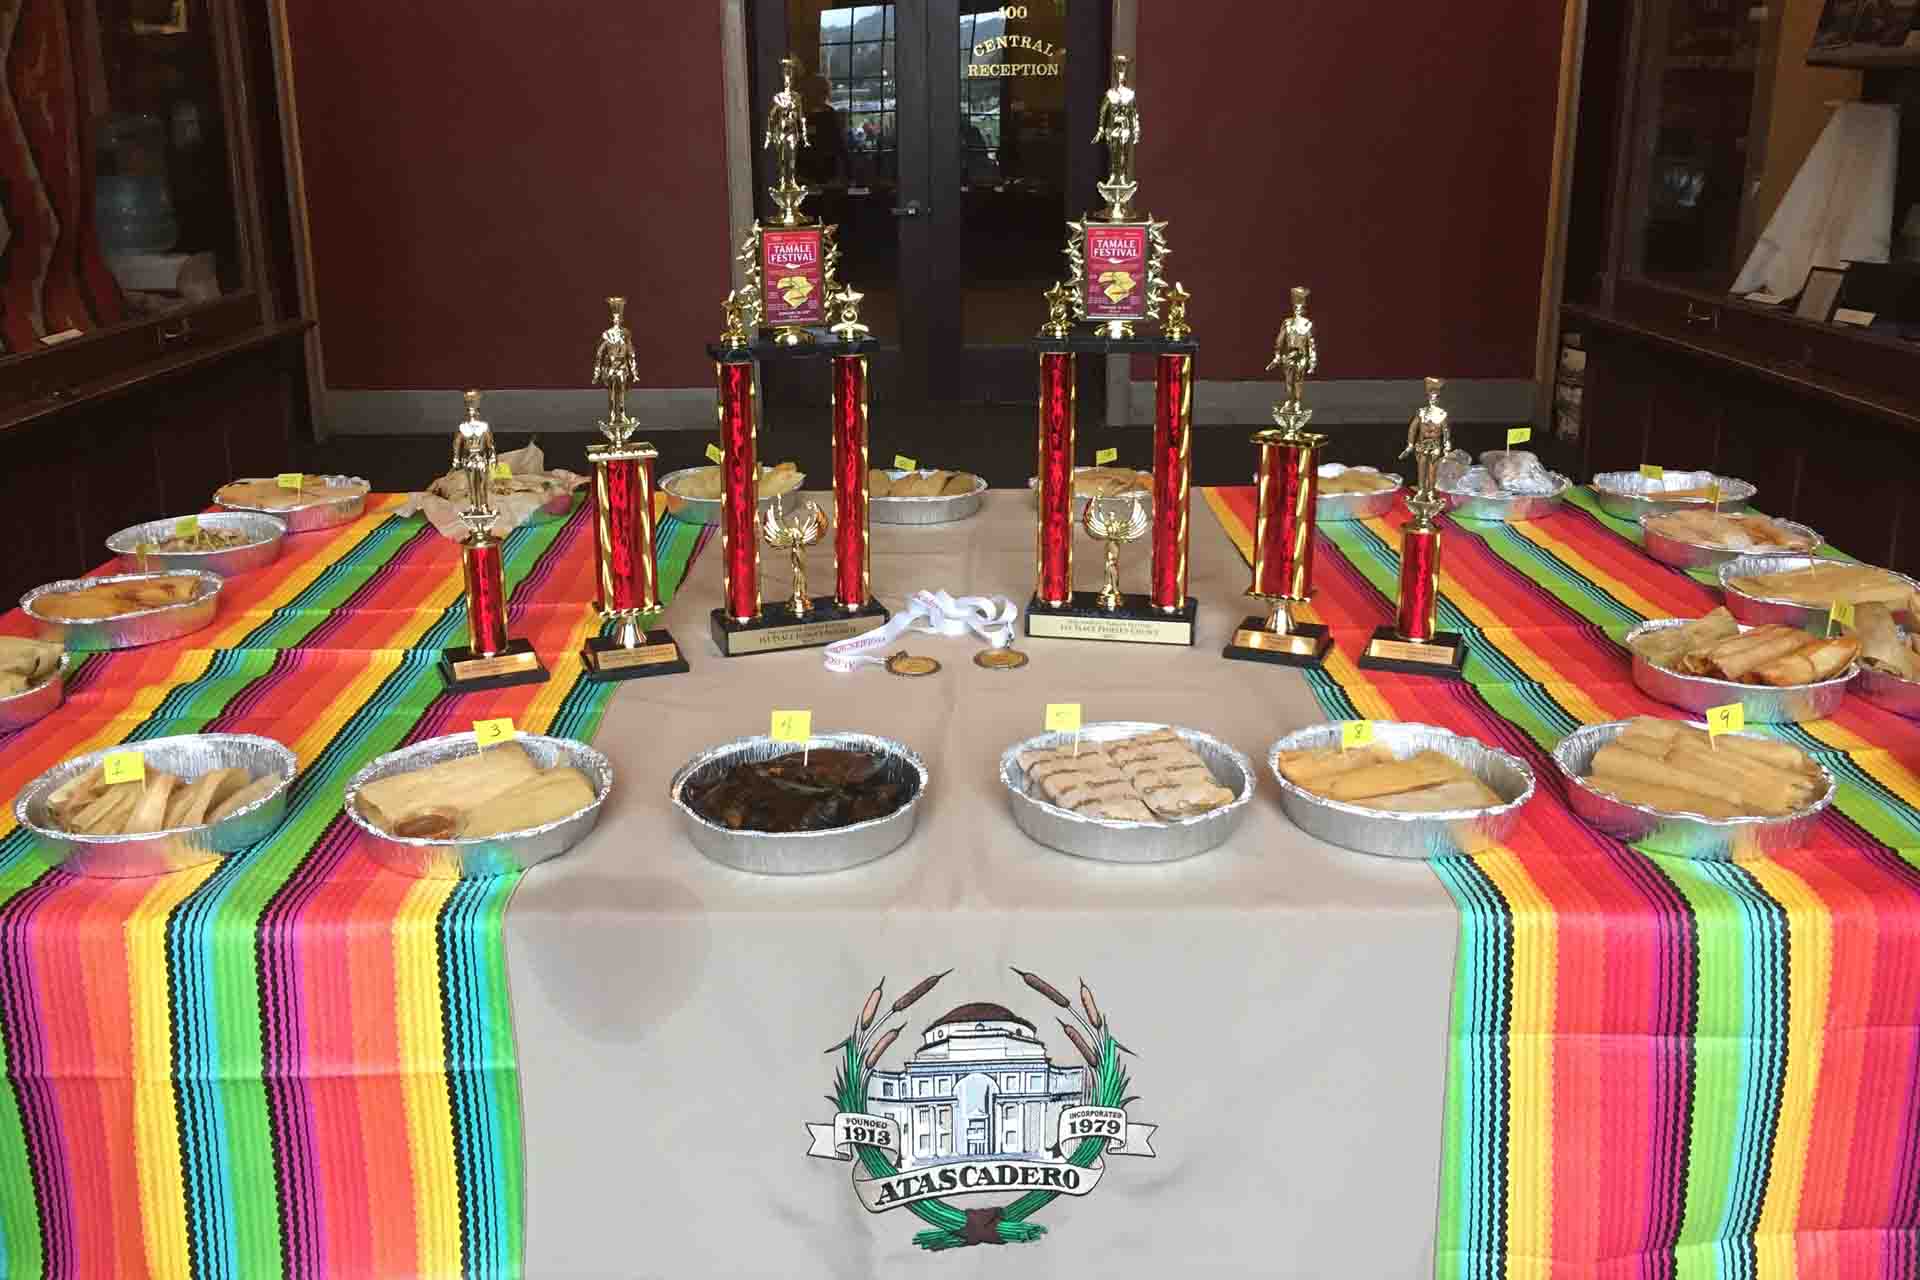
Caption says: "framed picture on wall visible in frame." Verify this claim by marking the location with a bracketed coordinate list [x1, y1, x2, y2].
[1796, 266, 1848, 322]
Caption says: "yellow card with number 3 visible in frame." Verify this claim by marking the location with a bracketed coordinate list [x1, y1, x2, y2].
[1507, 427, 1531, 447]
[705, 443, 725, 465]
[771, 710, 812, 743]
[1095, 448, 1119, 466]
[103, 751, 145, 785]
[1706, 703, 1744, 742]
[474, 718, 516, 749]
[1341, 720, 1375, 750]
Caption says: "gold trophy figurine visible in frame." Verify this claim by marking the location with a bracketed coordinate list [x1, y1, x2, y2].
[1361, 376, 1467, 676]
[1269, 286, 1317, 439]
[765, 55, 811, 226]
[1400, 376, 1452, 510]
[453, 390, 496, 517]
[828, 287, 870, 342]
[592, 297, 641, 442]
[441, 390, 549, 690]
[1039, 282, 1075, 339]
[1083, 494, 1151, 612]
[761, 495, 827, 617]
[1092, 54, 1141, 220]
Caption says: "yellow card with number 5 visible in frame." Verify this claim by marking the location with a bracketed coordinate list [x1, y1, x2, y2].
[474, 718, 516, 748]
[103, 751, 145, 785]
[893, 454, 917, 472]
[1341, 720, 1375, 750]
[771, 710, 812, 742]
[1507, 426, 1531, 447]
[1094, 447, 1118, 466]
[1706, 703, 1744, 740]
[705, 443, 725, 465]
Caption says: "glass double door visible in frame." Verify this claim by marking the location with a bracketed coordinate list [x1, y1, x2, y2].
[752, 0, 1108, 406]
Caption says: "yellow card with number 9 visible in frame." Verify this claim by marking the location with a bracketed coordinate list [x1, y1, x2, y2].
[771, 710, 812, 742]
[1706, 703, 1744, 739]
[474, 718, 516, 748]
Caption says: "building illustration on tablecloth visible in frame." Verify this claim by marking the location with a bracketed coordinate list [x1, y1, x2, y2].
[864, 1002, 1086, 1170]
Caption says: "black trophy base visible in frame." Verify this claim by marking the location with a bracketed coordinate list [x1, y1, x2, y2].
[582, 628, 690, 681]
[439, 639, 550, 691]
[1025, 593, 1197, 646]
[1222, 617, 1332, 667]
[1358, 626, 1468, 678]
[709, 599, 889, 657]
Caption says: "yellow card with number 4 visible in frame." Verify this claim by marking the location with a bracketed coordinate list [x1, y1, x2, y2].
[103, 751, 145, 785]
[276, 472, 304, 491]
[1095, 447, 1119, 466]
[474, 718, 517, 749]
[705, 443, 725, 465]
[1507, 427, 1531, 447]
[1341, 720, 1375, 750]
[893, 455, 917, 472]
[771, 710, 812, 743]
[1706, 703, 1744, 742]
[173, 516, 199, 539]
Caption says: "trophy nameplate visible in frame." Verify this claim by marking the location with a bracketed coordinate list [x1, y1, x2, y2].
[758, 228, 828, 329]
[1360, 627, 1468, 676]
[1224, 618, 1332, 666]
[709, 600, 889, 657]
[440, 639, 549, 690]
[584, 633, 690, 680]
[1025, 593, 1197, 647]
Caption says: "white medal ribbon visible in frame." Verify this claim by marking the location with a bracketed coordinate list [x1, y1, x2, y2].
[823, 590, 1019, 672]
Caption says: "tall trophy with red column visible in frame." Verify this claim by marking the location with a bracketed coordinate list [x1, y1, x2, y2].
[582, 297, 688, 680]
[440, 390, 550, 690]
[1359, 377, 1468, 676]
[1026, 52, 1197, 647]
[706, 55, 888, 657]
[1225, 286, 1333, 666]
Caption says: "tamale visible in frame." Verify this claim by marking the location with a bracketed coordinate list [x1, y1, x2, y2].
[1324, 752, 1464, 803]
[208, 775, 279, 823]
[356, 744, 538, 831]
[459, 767, 596, 838]
[126, 772, 179, 834]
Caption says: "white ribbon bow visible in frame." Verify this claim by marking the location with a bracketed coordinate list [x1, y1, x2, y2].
[823, 590, 1019, 672]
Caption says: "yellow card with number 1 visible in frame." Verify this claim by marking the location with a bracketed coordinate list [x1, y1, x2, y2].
[1706, 703, 1744, 745]
[102, 751, 145, 786]
[1341, 720, 1375, 750]
[1095, 447, 1119, 466]
[705, 443, 725, 465]
[1507, 426, 1531, 447]
[474, 718, 517, 749]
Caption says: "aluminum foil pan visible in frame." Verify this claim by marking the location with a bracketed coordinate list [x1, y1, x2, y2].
[1266, 721, 1535, 860]
[107, 512, 287, 577]
[21, 569, 222, 651]
[1441, 472, 1572, 522]
[1717, 555, 1920, 630]
[1857, 625, 1920, 718]
[1592, 470, 1756, 521]
[998, 721, 1254, 864]
[1316, 469, 1402, 521]
[1623, 618, 1855, 723]
[669, 731, 926, 874]
[343, 733, 611, 880]
[0, 653, 68, 734]
[12, 733, 297, 878]
[870, 470, 987, 525]
[214, 475, 369, 532]
[1553, 719, 1833, 861]
[1637, 513, 1821, 571]
[659, 467, 800, 527]
[1027, 469, 1155, 522]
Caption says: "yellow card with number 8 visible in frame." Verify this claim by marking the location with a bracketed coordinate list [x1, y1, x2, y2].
[1094, 447, 1118, 466]
[1045, 703, 1081, 733]
[474, 718, 516, 748]
[771, 710, 812, 742]
[103, 751, 145, 785]
[1341, 720, 1375, 750]
[276, 472, 304, 491]
[1706, 703, 1744, 740]
[1507, 426, 1531, 447]
[705, 443, 725, 465]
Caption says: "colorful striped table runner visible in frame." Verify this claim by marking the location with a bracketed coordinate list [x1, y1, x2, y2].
[1203, 485, 1920, 1280]
[0, 496, 710, 1279]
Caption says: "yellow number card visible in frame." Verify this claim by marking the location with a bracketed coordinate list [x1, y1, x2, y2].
[103, 751, 146, 785]
[705, 443, 725, 464]
[1094, 448, 1119, 466]
[1341, 721, 1375, 750]
[770, 710, 813, 742]
[1506, 427, 1531, 447]
[474, 718, 517, 749]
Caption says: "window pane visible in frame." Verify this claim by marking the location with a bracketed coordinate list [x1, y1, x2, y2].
[821, 43, 850, 79]
[853, 5, 884, 39]
[850, 41, 884, 79]
[819, 7, 852, 40]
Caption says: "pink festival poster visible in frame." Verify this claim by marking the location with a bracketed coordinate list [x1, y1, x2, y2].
[1083, 225, 1148, 321]
[760, 229, 827, 327]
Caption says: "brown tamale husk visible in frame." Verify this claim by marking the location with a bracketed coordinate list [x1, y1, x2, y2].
[1753, 636, 1857, 687]
[358, 744, 538, 832]
[1854, 604, 1915, 678]
[1324, 751, 1468, 803]
[1707, 627, 1808, 682]
[47, 765, 107, 825]
[458, 767, 596, 838]
[1584, 771, 1745, 820]
[1661, 740, 1817, 816]
[1632, 608, 1738, 671]
[1363, 778, 1504, 813]
[126, 772, 179, 834]
[1275, 744, 1396, 789]
[208, 774, 278, 823]
[70, 784, 140, 835]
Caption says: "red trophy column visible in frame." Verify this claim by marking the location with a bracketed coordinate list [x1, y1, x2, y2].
[462, 537, 510, 657]
[1396, 523, 1441, 642]
[1034, 351, 1076, 607]
[1149, 352, 1193, 612]
[594, 454, 648, 614]
[1251, 432, 1319, 599]
[831, 353, 871, 609]
[715, 358, 761, 624]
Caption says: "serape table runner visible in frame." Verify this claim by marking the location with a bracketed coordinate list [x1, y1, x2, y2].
[1204, 485, 1920, 1280]
[0, 496, 709, 1279]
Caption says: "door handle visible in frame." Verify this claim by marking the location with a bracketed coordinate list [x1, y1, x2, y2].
[1682, 302, 1717, 332]
[891, 201, 926, 217]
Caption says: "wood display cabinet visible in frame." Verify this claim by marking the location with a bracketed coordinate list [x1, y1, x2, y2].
[1561, 0, 1920, 575]
[0, 0, 313, 603]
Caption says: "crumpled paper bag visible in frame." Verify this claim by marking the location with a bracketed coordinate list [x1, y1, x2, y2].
[399, 443, 588, 540]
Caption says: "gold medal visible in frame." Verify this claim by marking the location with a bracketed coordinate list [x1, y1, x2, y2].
[884, 652, 941, 678]
[973, 647, 1030, 671]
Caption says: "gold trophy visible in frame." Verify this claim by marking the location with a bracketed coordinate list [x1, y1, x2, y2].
[439, 391, 549, 690]
[739, 55, 841, 347]
[1084, 495, 1151, 613]
[761, 496, 828, 618]
[1360, 377, 1468, 676]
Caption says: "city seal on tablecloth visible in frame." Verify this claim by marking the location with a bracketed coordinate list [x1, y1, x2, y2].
[805, 968, 1157, 1251]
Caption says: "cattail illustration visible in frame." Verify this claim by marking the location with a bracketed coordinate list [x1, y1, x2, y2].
[864, 1024, 902, 1071]
[859, 981, 885, 1031]
[891, 969, 951, 1014]
[1079, 978, 1103, 1030]
[1059, 1018, 1099, 1069]
[1011, 966, 1071, 1009]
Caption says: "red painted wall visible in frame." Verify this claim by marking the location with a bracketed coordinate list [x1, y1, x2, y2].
[284, 0, 730, 389]
[1135, 1, 1565, 380]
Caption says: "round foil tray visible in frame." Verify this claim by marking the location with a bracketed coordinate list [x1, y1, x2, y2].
[21, 569, 222, 651]
[1267, 721, 1535, 860]
[669, 732, 926, 874]
[870, 470, 987, 525]
[1317, 469, 1402, 521]
[1858, 625, 1920, 718]
[214, 475, 369, 533]
[343, 733, 611, 880]
[13, 733, 297, 878]
[0, 653, 69, 734]
[1441, 472, 1572, 522]
[659, 467, 801, 527]
[1027, 469, 1155, 522]
[1638, 513, 1821, 571]
[1623, 618, 1855, 723]
[999, 721, 1253, 864]
[107, 512, 287, 577]
[1717, 555, 1920, 630]
[1552, 720, 1834, 861]
[1592, 470, 1756, 521]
